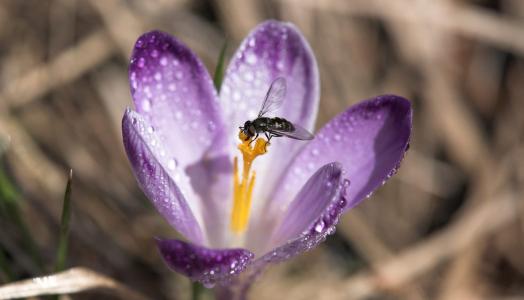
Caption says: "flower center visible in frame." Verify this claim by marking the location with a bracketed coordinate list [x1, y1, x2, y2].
[230, 131, 268, 234]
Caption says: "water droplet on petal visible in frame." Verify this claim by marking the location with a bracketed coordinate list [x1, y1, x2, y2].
[167, 158, 178, 170]
[137, 57, 145, 68]
[314, 220, 325, 233]
[142, 99, 151, 111]
[246, 53, 257, 65]
[203, 282, 215, 288]
[233, 92, 241, 101]
[230, 261, 237, 269]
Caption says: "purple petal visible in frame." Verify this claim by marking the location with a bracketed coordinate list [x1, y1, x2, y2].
[122, 109, 205, 244]
[156, 238, 254, 287]
[220, 20, 318, 130]
[129, 31, 233, 246]
[129, 31, 227, 162]
[219, 20, 319, 230]
[247, 176, 349, 279]
[270, 163, 344, 248]
[269, 95, 412, 217]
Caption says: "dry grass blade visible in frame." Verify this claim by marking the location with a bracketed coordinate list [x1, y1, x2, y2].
[284, 0, 524, 55]
[0, 267, 151, 300]
[0, 31, 113, 110]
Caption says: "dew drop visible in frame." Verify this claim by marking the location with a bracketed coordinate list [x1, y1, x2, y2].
[175, 71, 183, 80]
[246, 53, 257, 65]
[167, 158, 178, 170]
[173, 173, 181, 182]
[175, 111, 183, 120]
[334, 134, 341, 141]
[293, 167, 302, 175]
[327, 227, 336, 235]
[144, 86, 152, 97]
[154, 72, 162, 81]
[203, 282, 215, 289]
[243, 71, 254, 81]
[233, 91, 241, 101]
[160, 56, 168, 66]
[311, 148, 319, 156]
[314, 220, 325, 233]
[151, 49, 159, 58]
[168, 83, 176, 91]
[141, 99, 151, 112]
[137, 57, 145, 68]
[147, 126, 154, 133]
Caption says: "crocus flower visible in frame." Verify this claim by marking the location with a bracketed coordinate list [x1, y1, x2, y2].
[122, 20, 411, 292]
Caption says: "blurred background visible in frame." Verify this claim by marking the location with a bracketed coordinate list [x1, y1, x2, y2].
[1, 0, 524, 299]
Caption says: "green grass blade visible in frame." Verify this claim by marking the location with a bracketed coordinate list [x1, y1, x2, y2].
[213, 41, 228, 93]
[0, 164, 44, 271]
[54, 169, 73, 273]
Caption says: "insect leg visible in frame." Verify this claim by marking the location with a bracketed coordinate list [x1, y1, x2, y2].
[249, 133, 259, 145]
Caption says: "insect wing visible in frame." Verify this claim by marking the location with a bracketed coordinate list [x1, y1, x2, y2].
[267, 122, 314, 140]
[258, 77, 286, 117]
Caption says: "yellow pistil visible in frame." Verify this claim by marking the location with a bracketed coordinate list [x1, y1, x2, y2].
[230, 131, 268, 234]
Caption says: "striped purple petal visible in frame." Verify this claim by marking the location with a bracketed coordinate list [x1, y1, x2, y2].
[267, 95, 412, 224]
[122, 109, 205, 244]
[269, 163, 344, 249]
[240, 174, 349, 286]
[129, 31, 233, 246]
[156, 238, 254, 287]
[219, 20, 319, 237]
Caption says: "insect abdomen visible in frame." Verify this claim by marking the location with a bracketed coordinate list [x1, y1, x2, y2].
[271, 117, 295, 132]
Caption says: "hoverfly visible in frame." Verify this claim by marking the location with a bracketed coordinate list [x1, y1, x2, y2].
[239, 77, 314, 143]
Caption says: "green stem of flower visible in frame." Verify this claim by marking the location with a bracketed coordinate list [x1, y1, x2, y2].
[213, 41, 228, 93]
